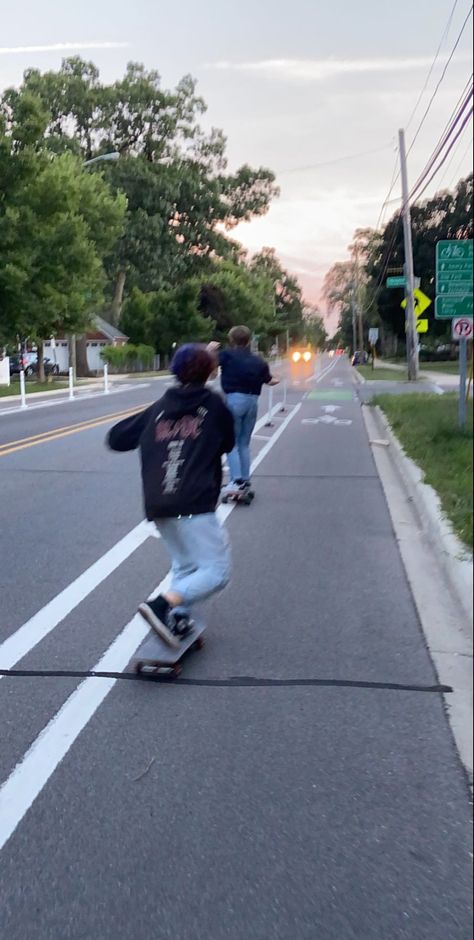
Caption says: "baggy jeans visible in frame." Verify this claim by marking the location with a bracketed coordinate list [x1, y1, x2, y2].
[226, 392, 259, 482]
[156, 512, 231, 608]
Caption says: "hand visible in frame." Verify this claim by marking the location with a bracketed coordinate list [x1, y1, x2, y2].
[207, 341, 220, 352]
[269, 376, 280, 386]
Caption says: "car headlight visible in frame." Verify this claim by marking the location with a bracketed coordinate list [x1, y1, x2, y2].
[292, 351, 302, 363]
[303, 351, 312, 362]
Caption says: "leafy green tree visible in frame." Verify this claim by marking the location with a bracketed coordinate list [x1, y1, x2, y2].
[121, 283, 211, 358]
[0, 151, 125, 377]
[3, 58, 279, 325]
[249, 248, 306, 343]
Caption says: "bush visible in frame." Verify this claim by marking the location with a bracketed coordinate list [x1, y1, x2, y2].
[100, 343, 155, 372]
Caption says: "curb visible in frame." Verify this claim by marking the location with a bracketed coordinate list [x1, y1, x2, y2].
[352, 368, 366, 385]
[367, 404, 473, 629]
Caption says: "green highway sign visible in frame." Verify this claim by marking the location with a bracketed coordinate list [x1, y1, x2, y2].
[436, 239, 473, 298]
[435, 296, 473, 319]
[386, 276, 405, 288]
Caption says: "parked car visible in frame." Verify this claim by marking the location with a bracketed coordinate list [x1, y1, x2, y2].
[351, 350, 367, 366]
[9, 353, 59, 377]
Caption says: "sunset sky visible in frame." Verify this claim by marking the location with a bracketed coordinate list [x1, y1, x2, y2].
[2, 0, 473, 321]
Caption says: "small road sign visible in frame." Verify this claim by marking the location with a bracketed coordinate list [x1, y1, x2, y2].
[368, 328, 379, 344]
[386, 276, 405, 288]
[436, 295, 473, 319]
[452, 317, 473, 341]
[416, 319, 429, 333]
[401, 288, 432, 316]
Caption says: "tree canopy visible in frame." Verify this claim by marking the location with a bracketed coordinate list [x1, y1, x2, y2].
[0, 57, 306, 368]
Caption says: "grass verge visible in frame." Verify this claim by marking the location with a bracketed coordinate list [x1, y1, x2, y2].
[375, 393, 473, 550]
[419, 361, 460, 375]
[357, 365, 408, 381]
[0, 380, 67, 398]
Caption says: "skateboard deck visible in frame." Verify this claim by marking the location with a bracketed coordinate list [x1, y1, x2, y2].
[132, 617, 206, 678]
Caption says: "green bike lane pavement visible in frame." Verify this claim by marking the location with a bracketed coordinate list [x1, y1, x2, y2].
[0, 361, 471, 939]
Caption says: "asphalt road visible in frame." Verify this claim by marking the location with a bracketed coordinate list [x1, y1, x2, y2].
[0, 356, 471, 939]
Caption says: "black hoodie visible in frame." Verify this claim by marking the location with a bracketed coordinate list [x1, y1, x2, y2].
[107, 384, 235, 519]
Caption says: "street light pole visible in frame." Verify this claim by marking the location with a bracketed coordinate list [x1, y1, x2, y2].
[398, 128, 419, 382]
[83, 152, 120, 167]
[70, 152, 120, 378]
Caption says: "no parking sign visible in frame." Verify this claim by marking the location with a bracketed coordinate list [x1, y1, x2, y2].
[451, 317, 473, 341]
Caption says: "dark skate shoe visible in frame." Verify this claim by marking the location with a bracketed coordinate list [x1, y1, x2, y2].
[138, 598, 180, 649]
[168, 606, 194, 638]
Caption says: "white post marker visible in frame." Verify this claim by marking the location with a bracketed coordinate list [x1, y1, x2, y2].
[280, 379, 287, 412]
[19, 370, 27, 410]
[104, 364, 110, 395]
[265, 386, 274, 427]
[68, 366, 74, 400]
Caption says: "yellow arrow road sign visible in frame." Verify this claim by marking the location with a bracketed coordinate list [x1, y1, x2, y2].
[416, 319, 429, 333]
[401, 288, 432, 317]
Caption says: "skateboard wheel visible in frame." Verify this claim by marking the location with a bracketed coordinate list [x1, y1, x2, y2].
[171, 664, 182, 679]
[193, 636, 205, 651]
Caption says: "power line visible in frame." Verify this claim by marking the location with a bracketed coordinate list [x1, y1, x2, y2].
[277, 144, 392, 175]
[437, 109, 473, 185]
[412, 106, 473, 201]
[409, 81, 473, 200]
[405, 0, 460, 132]
[373, 7, 470, 232]
[447, 131, 473, 187]
[368, 82, 472, 315]
[407, 3, 473, 155]
[375, 151, 399, 231]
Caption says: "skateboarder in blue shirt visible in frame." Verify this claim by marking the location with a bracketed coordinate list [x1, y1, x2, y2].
[107, 344, 235, 649]
[208, 326, 279, 495]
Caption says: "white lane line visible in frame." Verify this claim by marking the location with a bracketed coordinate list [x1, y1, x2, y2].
[308, 359, 338, 385]
[0, 399, 285, 674]
[0, 402, 301, 853]
[0, 522, 152, 673]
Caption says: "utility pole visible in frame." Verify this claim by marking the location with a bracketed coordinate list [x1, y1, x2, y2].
[353, 245, 364, 353]
[398, 128, 418, 382]
[351, 287, 357, 353]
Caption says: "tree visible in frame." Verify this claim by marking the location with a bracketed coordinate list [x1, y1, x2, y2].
[3, 59, 280, 324]
[0, 150, 126, 377]
[302, 306, 328, 349]
[249, 248, 306, 344]
[121, 283, 211, 358]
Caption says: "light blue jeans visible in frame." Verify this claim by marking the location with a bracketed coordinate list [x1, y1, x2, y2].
[157, 513, 231, 608]
[226, 392, 259, 482]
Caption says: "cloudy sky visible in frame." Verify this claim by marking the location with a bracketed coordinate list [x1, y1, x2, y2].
[2, 0, 473, 315]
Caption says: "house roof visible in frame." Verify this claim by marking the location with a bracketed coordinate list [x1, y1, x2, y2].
[94, 316, 128, 342]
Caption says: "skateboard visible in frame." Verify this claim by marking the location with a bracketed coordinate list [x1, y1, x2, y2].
[221, 487, 255, 506]
[132, 617, 206, 679]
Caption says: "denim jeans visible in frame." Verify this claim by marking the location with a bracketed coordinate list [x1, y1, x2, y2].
[226, 392, 259, 482]
[156, 513, 231, 608]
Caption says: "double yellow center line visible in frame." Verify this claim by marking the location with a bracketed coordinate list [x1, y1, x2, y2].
[0, 403, 152, 458]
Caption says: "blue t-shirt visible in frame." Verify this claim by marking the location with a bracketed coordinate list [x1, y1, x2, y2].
[219, 347, 272, 396]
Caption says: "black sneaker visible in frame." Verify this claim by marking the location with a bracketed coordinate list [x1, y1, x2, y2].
[138, 598, 180, 649]
[168, 607, 194, 638]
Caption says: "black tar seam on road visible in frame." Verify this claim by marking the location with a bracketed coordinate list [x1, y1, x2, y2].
[0, 669, 452, 692]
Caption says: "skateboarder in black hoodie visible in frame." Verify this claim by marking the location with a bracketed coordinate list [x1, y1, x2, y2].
[107, 344, 235, 648]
